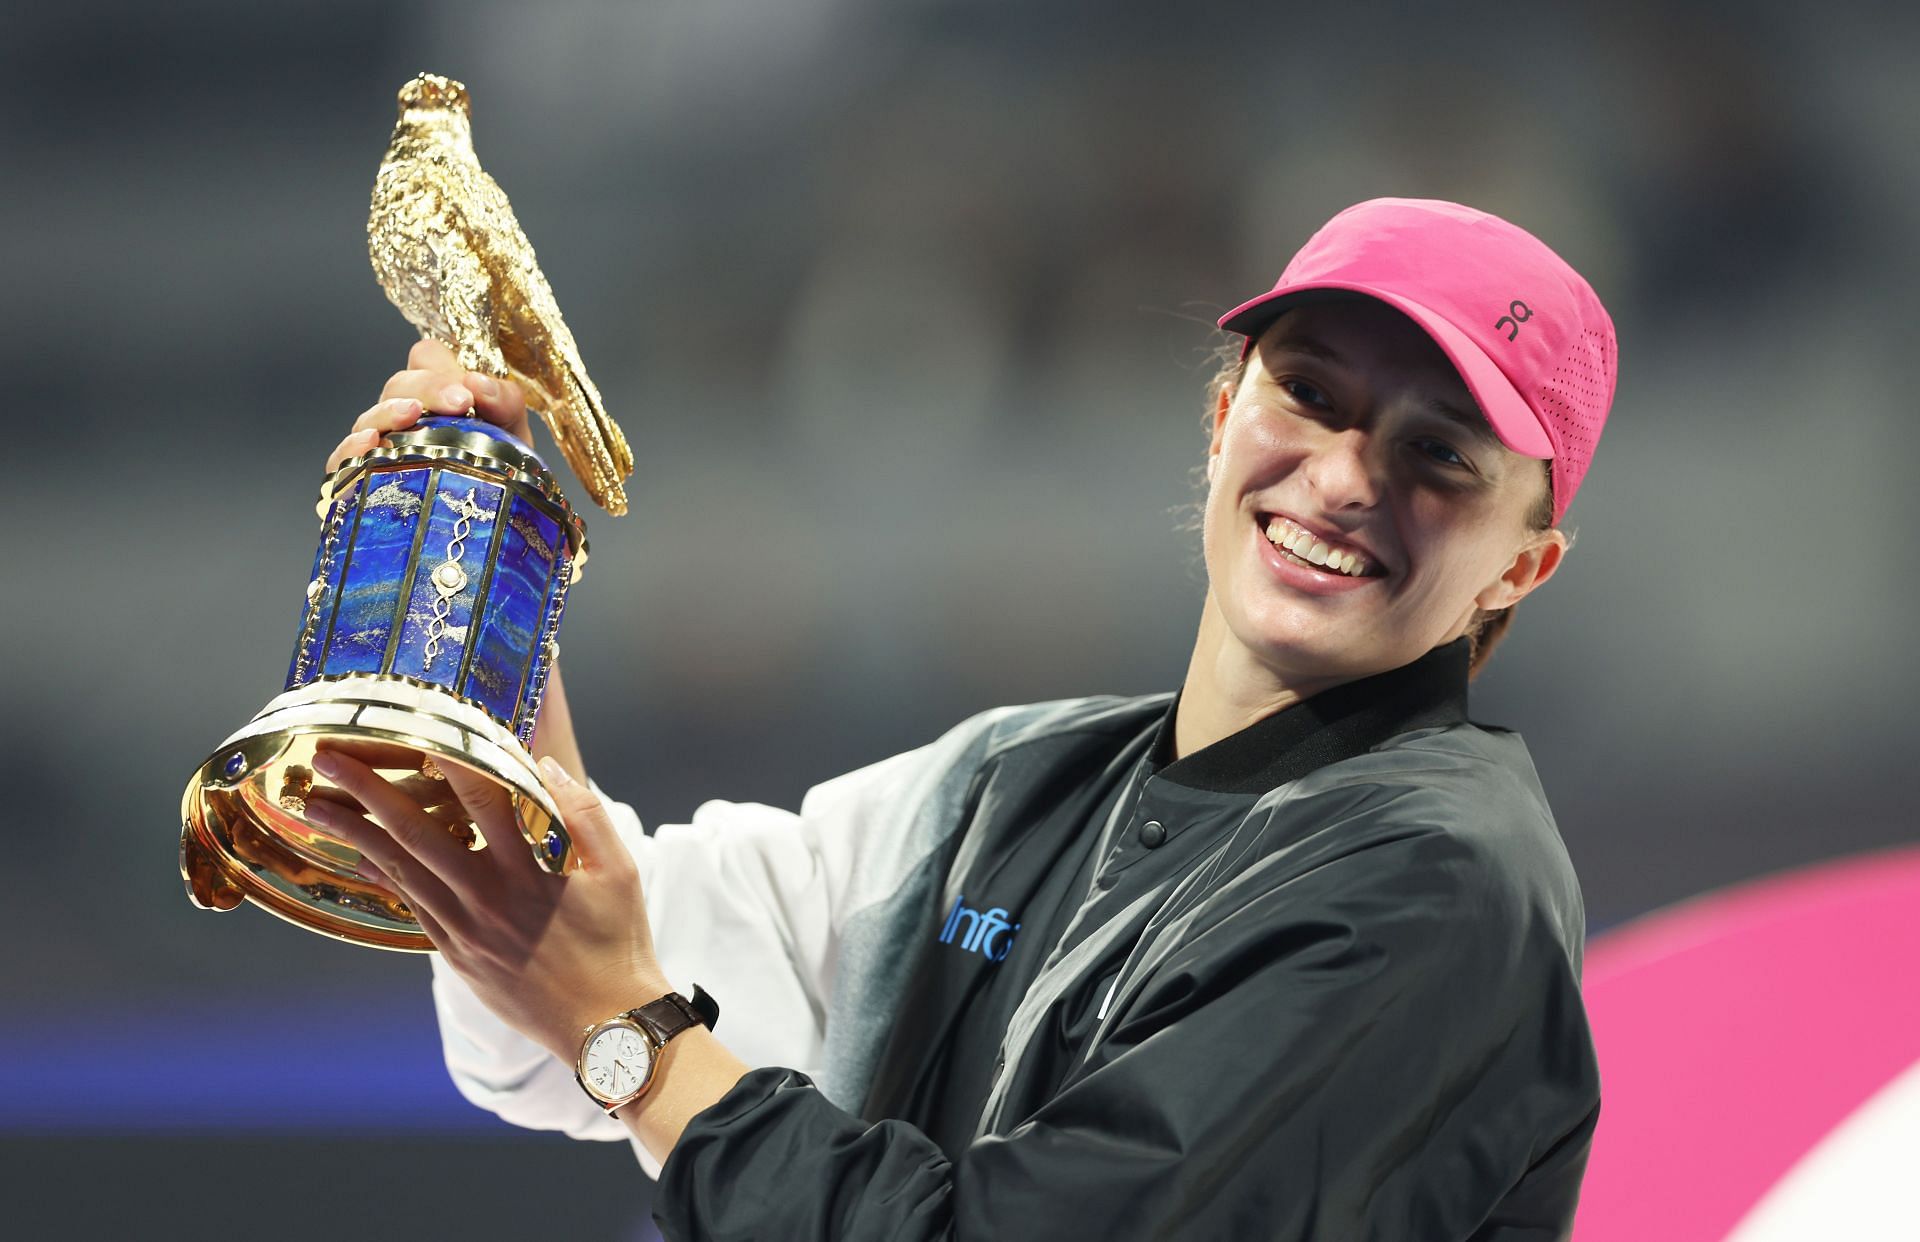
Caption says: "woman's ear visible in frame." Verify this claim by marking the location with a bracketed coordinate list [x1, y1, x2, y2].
[1208, 384, 1231, 460]
[1475, 528, 1569, 612]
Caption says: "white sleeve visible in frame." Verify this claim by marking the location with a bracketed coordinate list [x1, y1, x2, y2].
[429, 703, 1033, 1177]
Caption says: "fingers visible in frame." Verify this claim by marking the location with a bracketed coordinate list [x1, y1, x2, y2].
[315, 740, 520, 861]
[438, 764, 525, 859]
[309, 741, 470, 815]
[315, 737, 439, 769]
[378, 361, 530, 440]
[462, 372, 531, 437]
[397, 340, 487, 415]
[309, 750, 481, 917]
[409, 899, 456, 953]
[381, 367, 475, 414]
[535, 756, 631, 875]
[310, 740, 541, 872]
[325, 397, 427, 472]
[325, 429, 378, 474]
[309, 794, 464, 931]
[353, 853, 457, 953]
[370, 338, 534, 445]
[408, 337, 460, 372]
[354, 397, 425, 436]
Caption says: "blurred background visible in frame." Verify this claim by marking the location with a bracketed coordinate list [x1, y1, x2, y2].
[2, 0, 1914, 1238]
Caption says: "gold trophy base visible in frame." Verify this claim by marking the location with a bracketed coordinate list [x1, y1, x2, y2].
[180, 674, 574, 952]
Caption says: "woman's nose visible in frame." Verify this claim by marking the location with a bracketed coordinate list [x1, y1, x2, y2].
[1301, 430, 1384, 511]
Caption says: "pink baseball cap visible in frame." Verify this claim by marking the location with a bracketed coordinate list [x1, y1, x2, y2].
[1218, 197, 1617, 524]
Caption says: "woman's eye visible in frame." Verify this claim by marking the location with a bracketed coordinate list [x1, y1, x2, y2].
[1417, 439, 1468, 468]
[1280, 379, 1328, 408]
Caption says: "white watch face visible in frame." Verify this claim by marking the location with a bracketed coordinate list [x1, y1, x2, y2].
[584, 1023, 652, 1101]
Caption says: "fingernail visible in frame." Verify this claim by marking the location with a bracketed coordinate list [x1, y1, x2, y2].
[539, 756, 574, 787]
[469, 373, 500, 398]
[439, 384, 473, 410]
[394, 398, 423, 418]
[352, 429, 378, 448]
[313, 752, 344, 780]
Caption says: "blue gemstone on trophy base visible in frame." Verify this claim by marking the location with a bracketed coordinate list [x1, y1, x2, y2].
[223, 752, 246, 779]
[543, 830, 563, 862]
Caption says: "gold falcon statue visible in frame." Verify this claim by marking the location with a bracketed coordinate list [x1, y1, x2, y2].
[368, 72, 633, 514]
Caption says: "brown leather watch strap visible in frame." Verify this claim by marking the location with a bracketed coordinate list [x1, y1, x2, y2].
[628, 984, 718, 1045]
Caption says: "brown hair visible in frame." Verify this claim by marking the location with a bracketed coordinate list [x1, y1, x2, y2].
[1195, 338, 1556, 680]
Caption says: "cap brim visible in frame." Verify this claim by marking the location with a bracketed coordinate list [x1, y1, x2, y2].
[1218, 283, 1555, 459]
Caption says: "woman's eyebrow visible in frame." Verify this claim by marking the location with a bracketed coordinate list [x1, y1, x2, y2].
[1264, 335, 1348, 367]
[1424, 399, 1503, 449]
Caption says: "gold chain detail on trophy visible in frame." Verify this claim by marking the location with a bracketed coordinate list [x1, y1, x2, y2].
[423, 488, 492, 670]
[292, 494, 353, 684]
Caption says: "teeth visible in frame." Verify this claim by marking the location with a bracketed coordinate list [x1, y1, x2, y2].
[1262, 515, 1375, 578]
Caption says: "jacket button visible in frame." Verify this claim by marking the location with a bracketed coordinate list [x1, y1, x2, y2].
[1138, 820, 1166, 848]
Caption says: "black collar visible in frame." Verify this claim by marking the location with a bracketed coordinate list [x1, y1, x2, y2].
[1148, 637, 1471, 795]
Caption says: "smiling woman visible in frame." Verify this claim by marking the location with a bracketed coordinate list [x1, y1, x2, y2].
[333, 197, 1620, 1241]
[1198, 298, 1565, 682]
[1205, 296, 1568, 685]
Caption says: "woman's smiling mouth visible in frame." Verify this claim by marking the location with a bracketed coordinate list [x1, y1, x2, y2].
[1260, 513, 1385, 579]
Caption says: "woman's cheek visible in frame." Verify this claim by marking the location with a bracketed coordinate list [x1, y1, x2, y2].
[1235, 409, 1315, 477]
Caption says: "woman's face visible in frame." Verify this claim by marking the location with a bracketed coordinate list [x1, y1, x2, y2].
[1202, 295, 1567, 686]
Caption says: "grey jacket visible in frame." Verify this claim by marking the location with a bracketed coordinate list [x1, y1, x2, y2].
[431, 637, 1600, 1240]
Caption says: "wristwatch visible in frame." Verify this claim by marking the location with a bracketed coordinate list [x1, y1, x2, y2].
[574, 985, 719, 1117]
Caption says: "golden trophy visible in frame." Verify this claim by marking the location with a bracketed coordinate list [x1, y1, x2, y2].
[179, 73, 633, 951]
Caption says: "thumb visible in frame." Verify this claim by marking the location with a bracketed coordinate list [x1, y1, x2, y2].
[537, 756, 626, 874]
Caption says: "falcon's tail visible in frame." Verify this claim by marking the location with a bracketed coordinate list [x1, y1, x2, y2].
[562, 359, 632, 515]
[500, 360, 629, 516]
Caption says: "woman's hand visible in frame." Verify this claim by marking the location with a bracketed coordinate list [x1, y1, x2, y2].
[324, 338, 535, 473]
[305, 739, 667, 1063]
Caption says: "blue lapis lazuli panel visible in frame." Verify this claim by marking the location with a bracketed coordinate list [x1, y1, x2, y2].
[513, 550, 570, 739]
[462, 495, 560, 724]
[322, 469, 430, 675]
[389, 478, 505, 688]
[285, 477, 366, 690]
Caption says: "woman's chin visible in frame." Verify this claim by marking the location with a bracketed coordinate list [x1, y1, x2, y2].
[1239, 622, 1357, 671]
[1229, 607, 1405, 680]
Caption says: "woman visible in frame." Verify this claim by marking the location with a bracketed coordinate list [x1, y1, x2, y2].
[309, 196, 1614, 1240]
